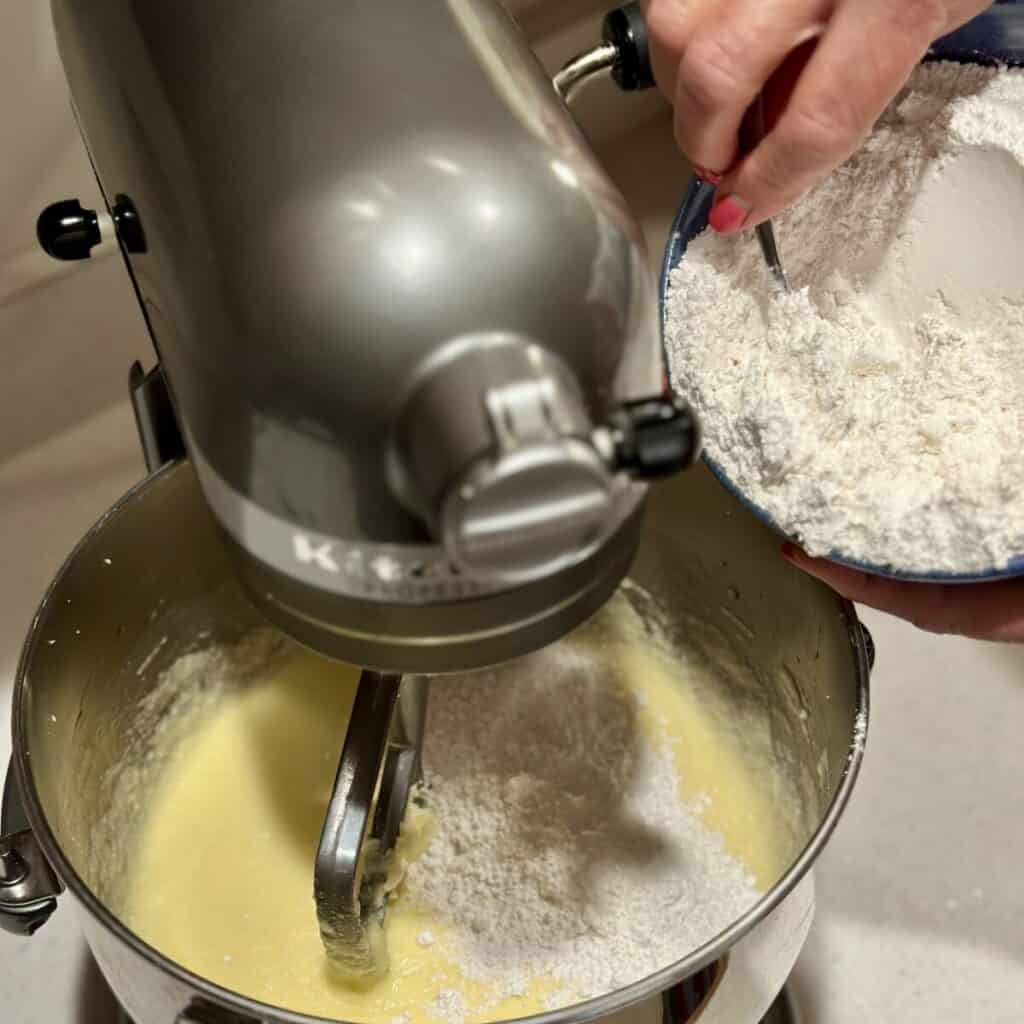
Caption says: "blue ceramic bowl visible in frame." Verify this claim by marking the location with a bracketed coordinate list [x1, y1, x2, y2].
[659, 3, 1024, 584]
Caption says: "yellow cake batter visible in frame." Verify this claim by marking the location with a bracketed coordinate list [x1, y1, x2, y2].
[125, 591, 788, 1023]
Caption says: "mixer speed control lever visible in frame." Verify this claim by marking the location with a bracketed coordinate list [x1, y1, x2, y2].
[36, 199, 102, 261]
[600, 395, 702, 480]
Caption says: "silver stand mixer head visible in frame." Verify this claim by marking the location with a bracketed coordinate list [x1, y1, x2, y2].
[43, 0, 698, 673]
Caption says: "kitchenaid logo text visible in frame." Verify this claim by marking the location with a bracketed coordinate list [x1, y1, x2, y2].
[293, 533, 339, 573]
[291, 532, 480, 598]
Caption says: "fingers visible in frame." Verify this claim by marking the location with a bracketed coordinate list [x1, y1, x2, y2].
[639, 0, 695, 101]
[711, 0, 949, 231]
[671, 0, 829, 180]
[783, 546, 1024, 644]
[642, 0, 826, 177]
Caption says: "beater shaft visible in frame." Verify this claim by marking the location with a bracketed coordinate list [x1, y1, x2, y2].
[314, 670, 426, 980]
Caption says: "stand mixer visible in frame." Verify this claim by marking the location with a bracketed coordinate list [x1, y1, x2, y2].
[33, 0, 699, 983]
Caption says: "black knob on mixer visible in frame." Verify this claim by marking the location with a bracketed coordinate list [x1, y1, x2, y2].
[602, 3, 656, 92]
[606, 395, 702, 480]
[36, 199, 102, 260]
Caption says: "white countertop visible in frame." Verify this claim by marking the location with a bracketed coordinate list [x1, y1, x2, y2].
[2, 103, 1023, 1024]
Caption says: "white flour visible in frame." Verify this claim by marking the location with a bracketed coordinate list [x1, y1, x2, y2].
[402, 590, 761, 1018]
[665, 63, 1024, 573]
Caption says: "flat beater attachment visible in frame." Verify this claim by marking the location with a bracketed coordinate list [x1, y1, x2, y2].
[314, 670, 427, 980]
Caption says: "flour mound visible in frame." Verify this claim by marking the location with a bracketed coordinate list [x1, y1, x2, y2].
[665, 63, 1024, 574]
[402, 593, 760, 1018]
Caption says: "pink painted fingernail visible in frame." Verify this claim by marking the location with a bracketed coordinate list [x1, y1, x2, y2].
[693, 165, 724, 185]
[782, 542, 810, 566]
[708, 195, 751, 235]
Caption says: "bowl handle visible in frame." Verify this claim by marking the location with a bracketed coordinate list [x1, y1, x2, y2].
[0, 760, 64, 936]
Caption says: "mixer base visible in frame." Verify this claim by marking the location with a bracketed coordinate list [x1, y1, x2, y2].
[113, 986, 800, 1024]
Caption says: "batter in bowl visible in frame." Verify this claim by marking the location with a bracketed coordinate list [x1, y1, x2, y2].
[124, 587, 790, 1023]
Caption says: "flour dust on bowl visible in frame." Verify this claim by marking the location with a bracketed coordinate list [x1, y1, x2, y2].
[661, 19, 1024, 583]
[3, 460, 870, 1024]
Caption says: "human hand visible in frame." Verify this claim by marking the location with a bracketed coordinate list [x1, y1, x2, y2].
[641, 0, 992, 232]
[783, 545, 1024, 643]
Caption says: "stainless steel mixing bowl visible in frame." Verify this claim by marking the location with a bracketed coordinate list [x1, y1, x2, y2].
[2, 458, 869, 1024]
